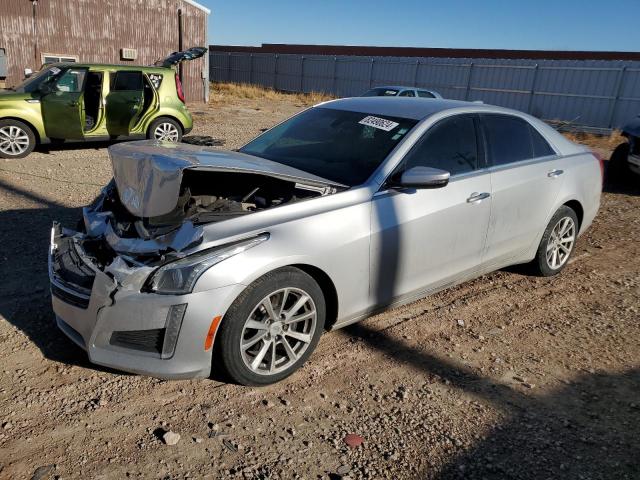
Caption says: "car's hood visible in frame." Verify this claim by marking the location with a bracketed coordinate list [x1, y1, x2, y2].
[622, 115, 640, 138]
[0, 91, 33, 102]
[109, 140, 346, 218]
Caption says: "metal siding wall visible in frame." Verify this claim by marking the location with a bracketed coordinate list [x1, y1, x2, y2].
[0, 0, 207, 102]
[210, 50, 640, 130]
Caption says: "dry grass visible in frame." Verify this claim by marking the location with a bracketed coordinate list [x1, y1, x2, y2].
[561, 130, 626, 151]
[210, 82, 334, 106]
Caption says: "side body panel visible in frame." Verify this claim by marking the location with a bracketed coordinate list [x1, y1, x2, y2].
[105, 89, 144, 136]
[192, 188, 373, 323]
[483, 156, 565, 267]
[0, 93, 47, 141]
[41, 90, 85, 139]
[369, 172, 491, 307]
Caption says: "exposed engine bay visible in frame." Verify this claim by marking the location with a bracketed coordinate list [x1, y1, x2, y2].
[105, 169, 332, 237]
[79, 170, 336, 267]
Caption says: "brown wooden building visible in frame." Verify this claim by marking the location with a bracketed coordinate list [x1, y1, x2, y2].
[0, 0, 210, 102]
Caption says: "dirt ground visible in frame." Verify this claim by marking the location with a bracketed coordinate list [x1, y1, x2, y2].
[0, 89, 639, 480]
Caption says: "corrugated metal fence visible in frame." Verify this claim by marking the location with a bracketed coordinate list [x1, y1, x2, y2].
[209, 51, 640, 131]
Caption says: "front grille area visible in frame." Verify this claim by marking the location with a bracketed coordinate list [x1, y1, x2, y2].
[110, 328, 166, 354]
[52, 236, 95, 291]
[51, 284, 90, 309]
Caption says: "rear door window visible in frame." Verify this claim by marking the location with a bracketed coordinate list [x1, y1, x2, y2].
[417, 90, 435, 98]
[401, 114, 479, 176]
[111, 71, 143, 91]
[399, 90, 416, 97]
[481, 114, 533, 166]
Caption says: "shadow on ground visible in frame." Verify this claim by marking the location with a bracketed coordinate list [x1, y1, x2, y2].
[345, 323, 639, 480]
[0, 177, 113, 373]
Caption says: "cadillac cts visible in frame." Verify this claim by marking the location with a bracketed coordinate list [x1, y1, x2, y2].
[48, 97, 602, 385]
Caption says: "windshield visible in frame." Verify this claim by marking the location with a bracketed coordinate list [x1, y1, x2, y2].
[362, 88, 400, 97]
[13, 66, 65, 93]
[240, 107, 417, 186]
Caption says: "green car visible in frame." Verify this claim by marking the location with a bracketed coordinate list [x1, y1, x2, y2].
[0, 47, 206, 159]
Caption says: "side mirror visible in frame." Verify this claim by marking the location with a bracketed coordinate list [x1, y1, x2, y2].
[391, 166, 450, 189]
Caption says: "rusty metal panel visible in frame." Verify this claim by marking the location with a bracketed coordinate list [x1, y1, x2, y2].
[0, 0, 207, 102]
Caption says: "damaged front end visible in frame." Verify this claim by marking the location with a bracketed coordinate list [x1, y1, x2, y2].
[48, 141, 342, 377]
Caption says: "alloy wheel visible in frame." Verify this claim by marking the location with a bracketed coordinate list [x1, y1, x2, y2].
[0, 126, 30, 156]
[153, 122, 180, 142]
[240, 287, 317, 376]
[546, 216, 576, 270]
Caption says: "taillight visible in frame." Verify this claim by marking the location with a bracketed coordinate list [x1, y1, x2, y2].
[175, 74, 185, 103]
[592, 150, 605, 184]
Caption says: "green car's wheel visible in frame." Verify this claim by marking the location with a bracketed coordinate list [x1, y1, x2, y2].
[148, 117, 182, 143]
[0, 119, 36, 159]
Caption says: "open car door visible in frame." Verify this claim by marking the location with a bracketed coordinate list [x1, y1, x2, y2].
[156, 47, 207, 68]
[41, 67, 87, 140]
[105, 71, 144, 137]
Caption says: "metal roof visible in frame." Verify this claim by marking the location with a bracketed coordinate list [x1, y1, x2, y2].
[180, 0, 210, 14]
[318, 97, 481, 120]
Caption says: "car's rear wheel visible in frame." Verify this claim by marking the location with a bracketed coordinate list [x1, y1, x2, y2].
[531, 205, 579, 276]
[148, 117, 182, 142]
[214, 267, 325, 386]
[0, 119, 36, 159]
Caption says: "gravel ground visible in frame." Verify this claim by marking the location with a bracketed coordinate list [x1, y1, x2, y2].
[0, 94, 639, 480]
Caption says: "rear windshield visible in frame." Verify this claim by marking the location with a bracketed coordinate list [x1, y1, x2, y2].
[362, 88, 400, 97]
[240, 107, 418, 186]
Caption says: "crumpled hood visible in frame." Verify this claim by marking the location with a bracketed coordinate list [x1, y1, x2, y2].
[108, 140, 344, 218]
[622, 115, 640, 139]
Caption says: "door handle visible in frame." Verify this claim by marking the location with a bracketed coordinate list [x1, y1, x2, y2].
[547, 169, 564, 178]
[467, 192, 491, 203]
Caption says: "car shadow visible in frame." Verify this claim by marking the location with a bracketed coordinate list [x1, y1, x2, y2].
[0, 178, 121, 374]
[34, 139, 125, 154]
[343, 323, 640, 479]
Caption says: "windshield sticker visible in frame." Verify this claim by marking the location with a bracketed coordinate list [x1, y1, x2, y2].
[359, 116, 399, 132]
[49, 67, 61, 75]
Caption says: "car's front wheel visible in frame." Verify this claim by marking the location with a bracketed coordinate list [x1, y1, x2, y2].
[147, 117, 182, 142]
[531, 205, 579, 276]
[0, 119, 36, 159]
[214, 267, 326, 386]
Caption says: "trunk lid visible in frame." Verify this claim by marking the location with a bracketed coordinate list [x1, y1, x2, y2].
[156, 47, 208, 68]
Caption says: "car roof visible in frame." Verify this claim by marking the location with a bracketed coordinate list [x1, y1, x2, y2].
[318, 97, 498, 121]
[48, 62, 170, 73]
[369, 85, 416, 91]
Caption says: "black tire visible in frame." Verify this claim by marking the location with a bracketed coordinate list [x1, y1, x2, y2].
[147, 117, 183, 142]
[0, 119, 36, 159]
[531, 205, 579, 277]
[607, 142, 630, 182]
[214, 267, 326, 386]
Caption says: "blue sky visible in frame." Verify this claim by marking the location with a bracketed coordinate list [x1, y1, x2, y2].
[199, 0, 639, 52]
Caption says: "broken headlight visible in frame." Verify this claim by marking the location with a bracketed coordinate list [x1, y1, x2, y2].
[146, 234, 269, 295]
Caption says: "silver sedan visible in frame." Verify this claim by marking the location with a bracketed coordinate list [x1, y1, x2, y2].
[49, 97, 602, 385]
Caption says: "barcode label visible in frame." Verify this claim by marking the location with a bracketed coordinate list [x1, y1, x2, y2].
[358, 116, 399, 132]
